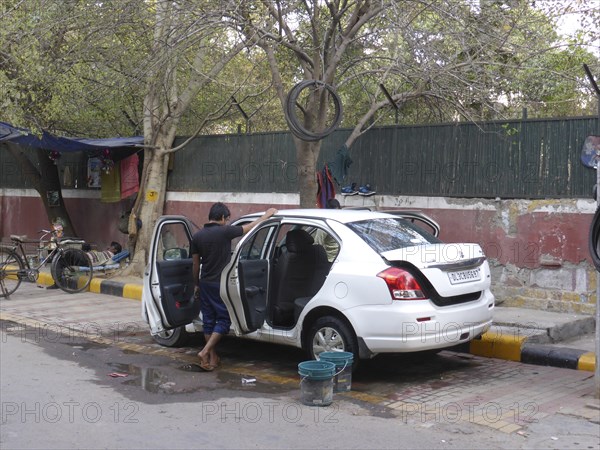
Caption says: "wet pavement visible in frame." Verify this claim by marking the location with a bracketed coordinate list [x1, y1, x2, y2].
[30, 269, 600, 372]
[1, 281, 599, 442]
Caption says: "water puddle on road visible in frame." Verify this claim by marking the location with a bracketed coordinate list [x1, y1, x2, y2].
[106, 362, 295, 396]
[216, 370, 296, 395]
[65, 341, 109, 351]
[107, 362, 183, 394]
[178, 363, 296, 395]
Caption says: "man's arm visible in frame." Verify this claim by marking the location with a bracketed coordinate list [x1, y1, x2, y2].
[241, 208, 278, 235]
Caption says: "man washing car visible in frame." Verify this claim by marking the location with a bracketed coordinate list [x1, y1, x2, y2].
[191, 203, 277, 371]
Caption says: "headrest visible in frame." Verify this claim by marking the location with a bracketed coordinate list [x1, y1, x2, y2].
[286, 229, 314, 253]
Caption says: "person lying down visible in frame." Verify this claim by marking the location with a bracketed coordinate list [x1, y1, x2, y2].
[82, 241, 122, 265]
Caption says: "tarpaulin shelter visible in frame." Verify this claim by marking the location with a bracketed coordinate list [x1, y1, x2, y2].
[0, 121, 144, 152]
[0, 121, 144, 201]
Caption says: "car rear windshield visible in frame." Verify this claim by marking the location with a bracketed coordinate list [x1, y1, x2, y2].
[347, 218, 441, 253]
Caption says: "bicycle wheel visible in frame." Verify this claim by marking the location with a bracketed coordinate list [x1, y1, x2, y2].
[0, 247, 24, 298]
[51, 248, 93, 294]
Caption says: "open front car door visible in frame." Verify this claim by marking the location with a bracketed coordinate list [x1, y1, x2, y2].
[142, 216, 200, 335]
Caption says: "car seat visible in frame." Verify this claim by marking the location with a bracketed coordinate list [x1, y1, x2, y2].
[271, 229, 329, 326]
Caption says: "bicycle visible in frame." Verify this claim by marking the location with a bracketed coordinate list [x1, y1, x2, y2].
[0, 229, 93, 297]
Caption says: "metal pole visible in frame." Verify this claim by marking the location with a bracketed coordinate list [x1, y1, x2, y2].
[596, 156, 600, 398]
[595, 126, 600, 399]
[584, 63, 600, 398]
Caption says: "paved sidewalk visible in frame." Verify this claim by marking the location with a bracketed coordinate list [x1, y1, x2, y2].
[34, 270, 598, 372]
[2, 281, 598, 443]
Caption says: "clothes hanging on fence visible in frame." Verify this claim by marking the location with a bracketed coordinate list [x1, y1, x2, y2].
[316, 165, 336, 209]
[327, 144, 353, 185]
[120, 153, 139, 199]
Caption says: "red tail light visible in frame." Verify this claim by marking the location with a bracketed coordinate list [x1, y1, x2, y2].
[377, 267, 426, 300]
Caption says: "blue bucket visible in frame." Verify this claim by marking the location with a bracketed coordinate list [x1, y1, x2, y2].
[298, 360, 335, 380]
[318, 351, 353, 392]
[298, 361, 335, 406]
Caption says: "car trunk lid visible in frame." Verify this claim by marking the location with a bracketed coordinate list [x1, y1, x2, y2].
[380, 243, 489, 297]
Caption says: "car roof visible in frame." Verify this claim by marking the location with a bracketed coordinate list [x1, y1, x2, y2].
[240, 208, 396, 224]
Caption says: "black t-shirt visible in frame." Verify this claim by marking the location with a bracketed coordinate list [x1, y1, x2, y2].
[191, 223, 243, 282]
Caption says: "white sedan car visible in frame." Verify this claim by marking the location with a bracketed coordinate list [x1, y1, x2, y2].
[142, 209, 494, 366]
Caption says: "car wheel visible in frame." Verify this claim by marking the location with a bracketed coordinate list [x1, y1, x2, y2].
[152, 326, 189, 347]
[305, 316, 359, 368]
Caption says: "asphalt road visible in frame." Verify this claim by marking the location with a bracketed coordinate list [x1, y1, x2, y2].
[1, 282, 599, 449]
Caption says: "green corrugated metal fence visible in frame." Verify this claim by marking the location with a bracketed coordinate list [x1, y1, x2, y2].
[2, 116, 598, 199]
[168, 116, 598, 198]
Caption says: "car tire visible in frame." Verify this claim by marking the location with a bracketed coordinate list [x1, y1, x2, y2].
[305, 316, 359, 370]
[152, 326, 189, 347]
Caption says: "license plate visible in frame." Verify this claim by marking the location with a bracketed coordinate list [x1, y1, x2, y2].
[448, 267, 481, 284]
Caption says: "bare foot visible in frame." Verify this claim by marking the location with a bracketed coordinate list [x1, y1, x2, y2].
[197, 351, 211, 369]
[210, 355, 221, 368]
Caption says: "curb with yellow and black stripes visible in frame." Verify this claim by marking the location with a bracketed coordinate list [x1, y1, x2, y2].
[464, 330, 596, 372]
[38, 272, 596, 372]
[37, 271, 143, 301]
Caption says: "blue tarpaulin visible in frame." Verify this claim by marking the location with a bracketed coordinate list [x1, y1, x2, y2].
[0, 121, 144, 152]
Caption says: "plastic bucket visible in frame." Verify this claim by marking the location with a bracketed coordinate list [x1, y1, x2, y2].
[298, 361, 335, 406]
[318, 351, 354, 392]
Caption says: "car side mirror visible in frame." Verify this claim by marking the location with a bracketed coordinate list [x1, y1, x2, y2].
[164, 248, 188, 260]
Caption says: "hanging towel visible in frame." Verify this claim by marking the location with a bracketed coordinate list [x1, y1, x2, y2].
[63, 165, 72, 187]
[120, 153, 140, 199]
[101, 165, 121, 203]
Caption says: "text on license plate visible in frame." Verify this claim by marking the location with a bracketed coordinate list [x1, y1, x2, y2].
[448, 267, 481, 284]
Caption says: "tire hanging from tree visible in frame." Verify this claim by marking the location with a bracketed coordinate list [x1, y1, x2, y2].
[284, 80, 343, 142]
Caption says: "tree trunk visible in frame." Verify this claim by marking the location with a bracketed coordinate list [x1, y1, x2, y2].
[5, 142, 78, 236]
[126, 148, 169, 275]
[35, 149, 79, 236]
[296, 140, 321, 208]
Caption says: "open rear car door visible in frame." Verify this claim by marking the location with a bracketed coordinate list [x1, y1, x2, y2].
[220, 221, 279, 335]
